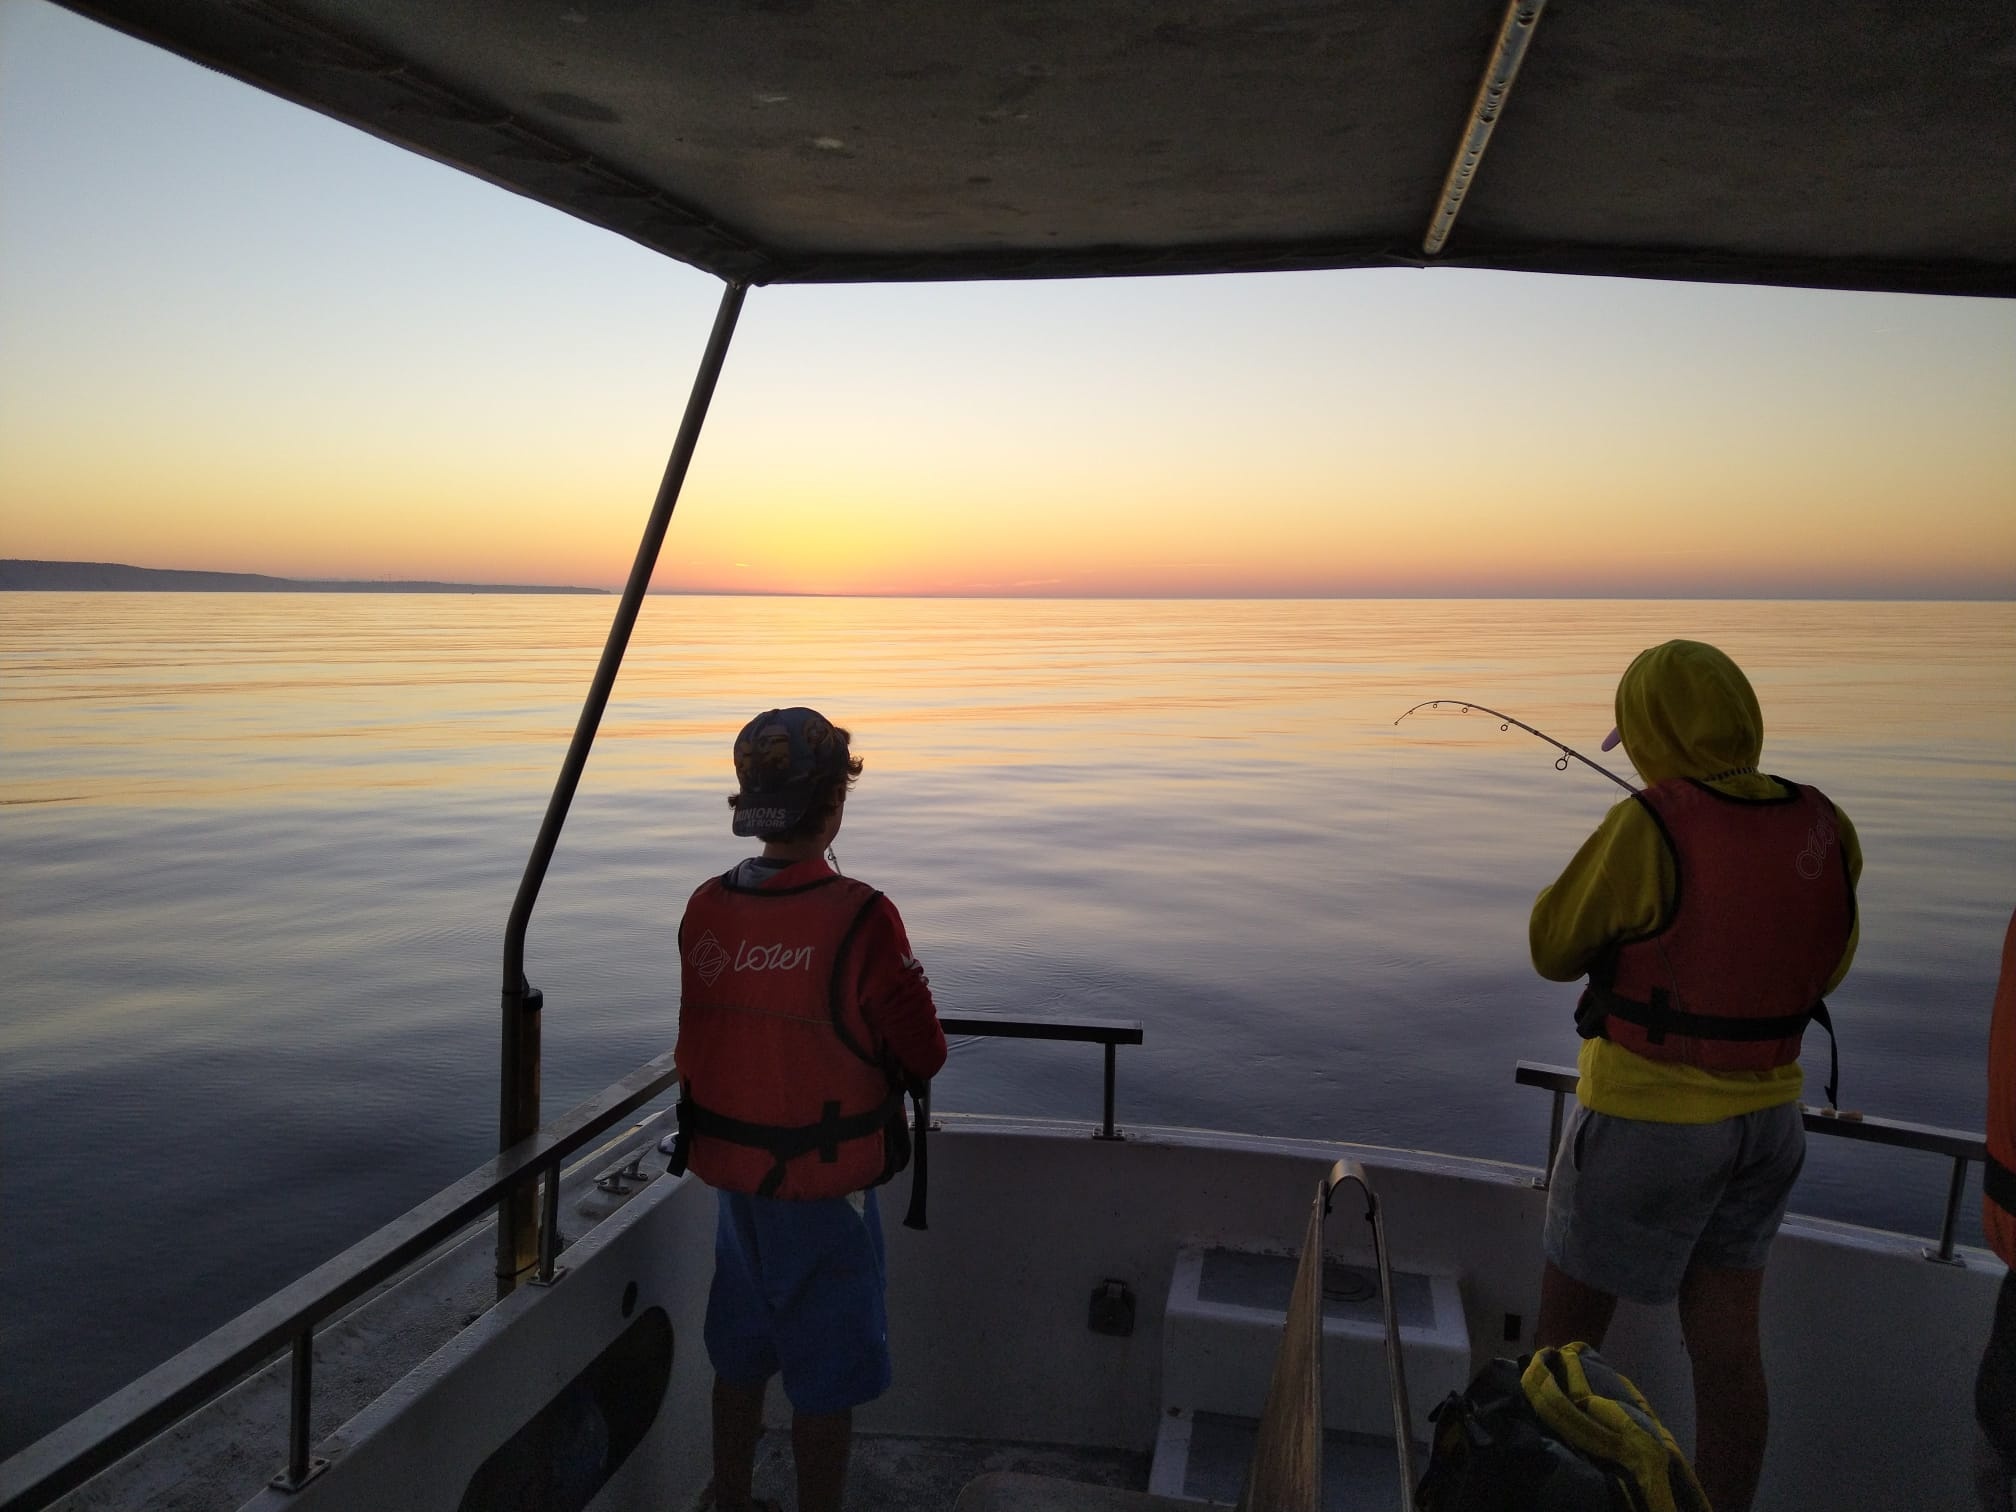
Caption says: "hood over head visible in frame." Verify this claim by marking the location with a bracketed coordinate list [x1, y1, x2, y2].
[1609, 639, 1763, 786]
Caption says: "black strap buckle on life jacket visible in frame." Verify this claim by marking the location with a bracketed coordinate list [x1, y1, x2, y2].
[665, 1082, 933, 1230]
[664, 1088, 695, 1177]
[899, 1078, 929, 1232]
[1577, 987, 1841, 1108]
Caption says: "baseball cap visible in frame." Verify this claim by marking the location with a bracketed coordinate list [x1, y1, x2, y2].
[729, 706, 850, 837]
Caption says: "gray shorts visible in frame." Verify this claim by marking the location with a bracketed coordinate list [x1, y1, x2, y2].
[1544, 1101, 1805, 1306]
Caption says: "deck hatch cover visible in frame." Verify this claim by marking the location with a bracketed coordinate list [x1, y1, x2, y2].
[1196, 1249, 1438, 1330]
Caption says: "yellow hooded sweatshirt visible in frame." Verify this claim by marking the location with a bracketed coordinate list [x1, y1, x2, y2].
[1530, 640, 1862, 1123]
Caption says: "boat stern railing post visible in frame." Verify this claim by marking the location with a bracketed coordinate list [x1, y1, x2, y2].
[496, 983, 543, 1292]
[534, 1159, 567, 1285]
[1537, 1085, 1565, 1190]
[266, 1332, 327, 1493]
[1926, 1155, 1971, 1266]
[1099, 1041, 1120, 1140]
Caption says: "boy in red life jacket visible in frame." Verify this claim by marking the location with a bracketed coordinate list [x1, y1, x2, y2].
[671, 707, 947, 1512]
[1528, 639, 1861, 1512]
[1973, 907, 2016, 1510]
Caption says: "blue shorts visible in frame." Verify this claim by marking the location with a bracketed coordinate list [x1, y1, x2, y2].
[703, 1187, 891, 1414]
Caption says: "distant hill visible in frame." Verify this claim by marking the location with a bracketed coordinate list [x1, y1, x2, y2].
[1, 560, 607, 594]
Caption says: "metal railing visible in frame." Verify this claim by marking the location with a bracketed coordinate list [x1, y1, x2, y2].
[0, 1015, 1141, 1512]
[1324, 1160, 1417, 1509]
[1515, 1060, 1988, 1264]
[940, 1013, 1145, 1139]
[0, 1050, 682, 1512]
[1240, 1159, 1417, 1511]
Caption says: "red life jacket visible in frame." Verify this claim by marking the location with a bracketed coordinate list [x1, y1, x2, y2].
[1576, 777, 1854, 1090]
[671, 866, 908, 1201]
[1983, 910, 2016, 1267]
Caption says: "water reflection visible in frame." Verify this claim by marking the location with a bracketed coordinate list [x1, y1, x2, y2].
[0, 591, 2011, 1449]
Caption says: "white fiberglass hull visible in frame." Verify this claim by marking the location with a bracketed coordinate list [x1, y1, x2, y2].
[203, 1114, 1998, 1512]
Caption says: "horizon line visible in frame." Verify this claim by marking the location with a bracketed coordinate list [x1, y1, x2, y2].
[4, 559, 2010, 604]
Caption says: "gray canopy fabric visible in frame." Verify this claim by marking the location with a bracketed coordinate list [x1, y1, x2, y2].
[57, 0, 2016, 296]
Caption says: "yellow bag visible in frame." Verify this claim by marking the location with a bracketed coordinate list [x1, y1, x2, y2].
[1520, 1344, 1710, 1512]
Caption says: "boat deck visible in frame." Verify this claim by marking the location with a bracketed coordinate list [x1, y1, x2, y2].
[717, 1423, 1413, 1511]
[723, 1434, 1150, 1512]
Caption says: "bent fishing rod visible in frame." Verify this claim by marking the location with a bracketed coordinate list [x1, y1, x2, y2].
[1394, 700, 1638, 793]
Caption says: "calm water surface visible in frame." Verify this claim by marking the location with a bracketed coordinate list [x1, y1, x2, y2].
[3, 593, 2013, 1450]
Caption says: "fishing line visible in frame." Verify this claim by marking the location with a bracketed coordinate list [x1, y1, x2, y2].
[1394, 700, 1638, 793]
[944, 712, 1627, 1064]
[1394, 701, 1762, 1104]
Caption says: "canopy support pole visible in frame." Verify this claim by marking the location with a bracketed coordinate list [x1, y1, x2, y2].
[1422, 0, 1547, 256]
[496, 278, 749, 1296]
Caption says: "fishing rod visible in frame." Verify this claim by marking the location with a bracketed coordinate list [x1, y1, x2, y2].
[1394, 700, 1638, 794]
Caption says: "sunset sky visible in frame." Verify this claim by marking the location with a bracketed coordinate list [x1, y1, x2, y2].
[2, 0, 2012, 599]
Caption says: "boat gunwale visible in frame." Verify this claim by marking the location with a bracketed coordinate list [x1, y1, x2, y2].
[4, 1094, 1996, 1512]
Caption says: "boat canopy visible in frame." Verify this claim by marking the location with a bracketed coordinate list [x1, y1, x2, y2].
[55, 0, 2016, 297]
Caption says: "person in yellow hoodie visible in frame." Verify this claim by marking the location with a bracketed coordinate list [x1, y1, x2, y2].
[1530, 639, 1860, 1512]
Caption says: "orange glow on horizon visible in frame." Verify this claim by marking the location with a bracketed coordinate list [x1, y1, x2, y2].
[3, 0, 2013, 602]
